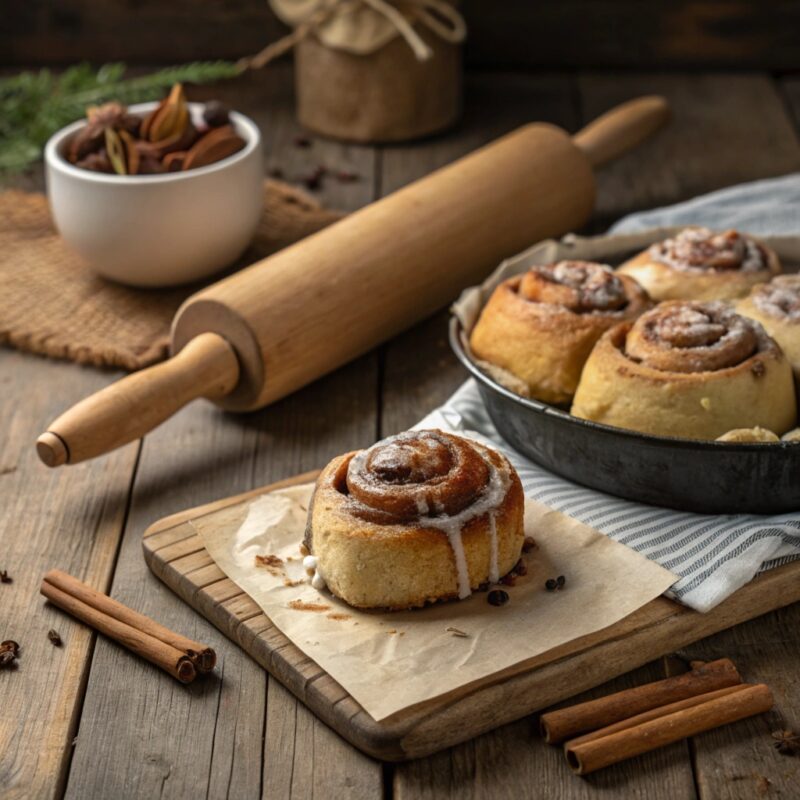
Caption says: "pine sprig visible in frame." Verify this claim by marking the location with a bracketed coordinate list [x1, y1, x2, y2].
[0, 61, 240, 174]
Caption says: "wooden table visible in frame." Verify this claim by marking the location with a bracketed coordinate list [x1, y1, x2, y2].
[2, 66, 800, 799]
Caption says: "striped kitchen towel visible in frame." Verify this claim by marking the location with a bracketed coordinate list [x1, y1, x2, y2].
[420, 174, 800, 613]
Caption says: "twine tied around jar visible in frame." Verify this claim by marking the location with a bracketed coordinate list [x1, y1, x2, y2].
[238, 0, 467, 69]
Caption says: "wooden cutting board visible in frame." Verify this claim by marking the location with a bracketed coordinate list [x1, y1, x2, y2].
[143, 472, 800, 761]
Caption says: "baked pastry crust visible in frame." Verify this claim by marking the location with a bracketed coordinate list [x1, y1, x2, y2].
[716, 427, 780, 443]
[304, 430, 525, 610]
[469, 261, 651, 404]
[736, 275, 800, 382]
[618, 227, 781, 302]
[571, 301, 797, 440]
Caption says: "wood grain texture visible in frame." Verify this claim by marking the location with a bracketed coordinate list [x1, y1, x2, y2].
[0, 352, 137, 800]
[686, 604, 800, 799]
[579, 73, 800, 223]
[62, 66, 382, 798]
[394, 663, 698, 800]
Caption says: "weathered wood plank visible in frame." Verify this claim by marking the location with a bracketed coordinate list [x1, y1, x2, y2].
[0, 352, 137, 800]
[64, 65, 383, 799]
[686, 603, 800, 799]
[263, 680, 383, 798]
[394, 661, 697, 799]
[579, 73, 800, 224]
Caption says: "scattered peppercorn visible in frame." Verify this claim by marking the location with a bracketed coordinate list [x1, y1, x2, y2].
[556, 575, 566, 589]
[48, 630, 63, 647]
[0, 640, 19, 668]
[513, 559, 528, 577]
[302, 165, 327, 191]
[202, 100, 230, 128]
[545, 578, 557, 591]
[500, 574, 516, 587]
[522, 536, 536, 553]
[487, 589, 509, 606]
[293, 135, 312, 148]
[0, 570, 11, 583]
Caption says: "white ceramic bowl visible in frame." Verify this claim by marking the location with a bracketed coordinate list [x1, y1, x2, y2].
[45, 102, 263, 287]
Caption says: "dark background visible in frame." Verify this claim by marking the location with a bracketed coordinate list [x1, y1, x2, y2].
[3, 0, 799, 69]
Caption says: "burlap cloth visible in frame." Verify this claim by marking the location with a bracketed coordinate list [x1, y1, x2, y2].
[0, 180, 342, 371]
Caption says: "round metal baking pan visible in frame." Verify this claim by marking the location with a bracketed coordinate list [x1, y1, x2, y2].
[450, 317, 800, 514]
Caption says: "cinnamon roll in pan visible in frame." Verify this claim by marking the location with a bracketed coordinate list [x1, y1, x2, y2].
[571, 302, 797, 440]
[305, 430, 525, 610]
[469, 261, 651, 404]
[736, 275, 800, 382]
[618, 227, 780, 301]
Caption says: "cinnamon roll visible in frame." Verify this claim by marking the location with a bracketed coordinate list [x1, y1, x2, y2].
[571, 301, 797, 440]
[304, 430, 525, 610]
[618, 227, 780, 301]
[736, 275, 800, 382]
[469, 261, 651, 404]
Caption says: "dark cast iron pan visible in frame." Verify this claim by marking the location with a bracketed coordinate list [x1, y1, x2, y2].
[449, 317, 800, 514]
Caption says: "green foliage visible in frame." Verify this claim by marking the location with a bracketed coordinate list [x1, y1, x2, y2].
[0, 61, 240, 173]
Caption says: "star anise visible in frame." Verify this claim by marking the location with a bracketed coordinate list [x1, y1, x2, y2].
[67, 102, 131, 163]
[772, 729, 800, 756]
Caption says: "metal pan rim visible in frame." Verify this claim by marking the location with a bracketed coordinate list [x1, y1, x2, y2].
[449, 317, 797, 453]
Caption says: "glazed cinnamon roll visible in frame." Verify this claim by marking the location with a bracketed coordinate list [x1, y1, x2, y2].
[304, 430, 525, 610]
[736, 275, 800, 382]
[618, 227, 781, 301]
[571, 301, 797, 440]
[469, 261, 651, 404]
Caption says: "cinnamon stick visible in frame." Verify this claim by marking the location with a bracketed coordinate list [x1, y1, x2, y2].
[43, 569, 215, 671]
[40, 570, 215, 683]
[566, 684, 746, 747]
[564, 683, 773, 775]
[540, 658, 741, 743]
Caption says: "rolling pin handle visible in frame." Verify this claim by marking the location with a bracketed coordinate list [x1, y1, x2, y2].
[573, 95, 670, 168]
[36, 332, 240, 467]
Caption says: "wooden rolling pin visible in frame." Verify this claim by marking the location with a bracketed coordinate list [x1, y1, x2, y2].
[37, 96, 669, 467]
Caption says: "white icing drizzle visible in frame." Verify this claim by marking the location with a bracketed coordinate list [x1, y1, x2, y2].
[302, 554, 317, 572]
[488, 512, 499, 585]
[303, 554, 327, 591]
[410, 443, 510, 598]
[446, 529, 471, 599]
[311, 572, 327, 591]
[346, 433, 512, 600]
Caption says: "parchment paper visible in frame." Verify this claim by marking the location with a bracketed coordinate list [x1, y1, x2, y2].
[191, 482, 676, 721]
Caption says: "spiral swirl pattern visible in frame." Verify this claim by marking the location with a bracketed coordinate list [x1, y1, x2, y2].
[625, 301, 760, 373]
[519, 261, 630, 312]
[752, 275, 800, 321]
[650, 227, 766, 273]
[341, 430, 502, 524]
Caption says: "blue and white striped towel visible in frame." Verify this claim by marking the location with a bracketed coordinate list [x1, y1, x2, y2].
[419, 174, 800, 613]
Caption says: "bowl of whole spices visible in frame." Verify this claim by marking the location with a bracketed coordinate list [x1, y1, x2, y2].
[44, 83, 262, 287]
